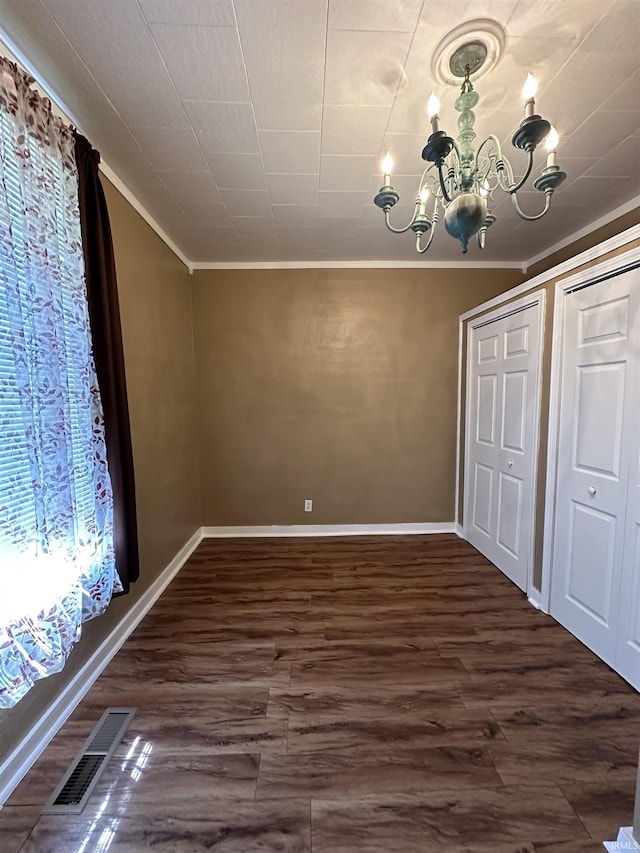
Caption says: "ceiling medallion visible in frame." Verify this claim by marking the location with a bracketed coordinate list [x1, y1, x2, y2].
[432, 19, 505, 87]
[374, 23, 566, 254]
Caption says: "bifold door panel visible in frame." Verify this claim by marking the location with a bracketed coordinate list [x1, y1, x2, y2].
[465, 301, 542, 593]
[550, 269, 640, 691]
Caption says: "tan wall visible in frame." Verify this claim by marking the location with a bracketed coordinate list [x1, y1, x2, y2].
[0, 178, 201, 769]
[192, 267, 523, 526]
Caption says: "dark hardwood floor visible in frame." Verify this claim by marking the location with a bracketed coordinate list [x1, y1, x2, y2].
[3, 534, 639, 851]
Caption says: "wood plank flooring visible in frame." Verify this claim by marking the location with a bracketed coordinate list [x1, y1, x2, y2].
[2, 534, 639, 852]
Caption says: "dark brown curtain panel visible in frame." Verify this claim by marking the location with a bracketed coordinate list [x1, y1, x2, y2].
[74, 131, 139, 592]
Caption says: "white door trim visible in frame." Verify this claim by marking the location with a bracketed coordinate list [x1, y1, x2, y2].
[540, 244, 640, 613]
[462, 289, 546, 599]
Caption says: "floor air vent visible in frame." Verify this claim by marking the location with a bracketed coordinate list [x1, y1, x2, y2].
[42, 707, 136, 814]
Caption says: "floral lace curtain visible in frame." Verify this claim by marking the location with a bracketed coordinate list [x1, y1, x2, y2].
[0, 58, 122, 708]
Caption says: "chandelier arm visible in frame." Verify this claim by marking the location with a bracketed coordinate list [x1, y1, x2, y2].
[507, 150, 535, 194]
[473, 137, 500, 193]
[510, 189, 552, 221]
[437, 163, 453, 204]
[383, 207, 419, 234]
[476, 134, 502, 157]
[496, 155, 515, 192]
[416, 210, 440, 254]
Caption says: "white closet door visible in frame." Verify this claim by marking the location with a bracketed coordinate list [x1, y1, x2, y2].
[550, 271, 639, 670]
[465, 301, 542, 593]
[617, 309, 640, 690]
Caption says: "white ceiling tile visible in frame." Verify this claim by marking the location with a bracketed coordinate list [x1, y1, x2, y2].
[360, 202, 414, 227]
[232, 217, 277, 236]
[100, 67, 189, 129]
[561, 175, 639, 208]
[220, 189, 272, 218]
[103, 149, 165, 189]
[507, 0, 604, 41]
[205, 152, 267, 190]
[541, 55, 634, 138]
[185, 101, 259, 153]
[139, 0, 235, 26]
[150, 24, 250, 102]
[272, 205, 319, 227]
[181, 227, 241, 254]
[322, 105, 390, 155]
[158, 170, 222, 205]
[65, 98, 140, 152]
[267, 174, 318, 205]
[260, 131, 321, 174]
[180, 202, 233, 228]
[560, 110, 640, 159]
[237, 232, 280, 254]
[234, 0, 326, 131]
[69, 46, 191, 130]
[277, 229, 322, 253]
[0, 0, 103, 101]
[143, 192, 187, 229]
[133, 187, 189, 232]
[130, 128, 207, 172]
[584, 137, 639, 178]
[113, 90, 189, 130]
[383, 83, 430, 137]
[577, 0, 639, 55]
[602, 68, 640, 112]
[318, 191, 368, 218]
[317, 217, 357, 236]
[328, 0, 422, 32]
[320, 155, 378, 191]
[42, 0, 162, 70]
[324, 30, 412, 107]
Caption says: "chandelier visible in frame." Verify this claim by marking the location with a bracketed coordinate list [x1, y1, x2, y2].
[374, 41, 566, 254]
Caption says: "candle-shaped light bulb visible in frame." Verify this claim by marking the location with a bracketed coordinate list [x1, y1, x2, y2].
[545, 126, 559, 167]
[522, 73, 538, 118]
[480, 179, 489, 199]
[427, 92, 440, 134]
[381, 151, 393, 186]
[418, 185, 429, 214]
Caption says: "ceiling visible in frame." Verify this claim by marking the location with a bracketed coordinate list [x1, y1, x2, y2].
[0, 0, 638, 267]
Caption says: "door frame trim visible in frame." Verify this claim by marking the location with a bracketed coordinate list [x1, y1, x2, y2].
[462, 289, 546, 599]
[540, 245, 640, 613]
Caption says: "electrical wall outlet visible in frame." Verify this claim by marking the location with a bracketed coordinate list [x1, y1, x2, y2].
[304, 499, 313, 512]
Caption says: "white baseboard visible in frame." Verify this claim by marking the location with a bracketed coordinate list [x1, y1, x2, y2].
[603, 826, 639, 850]
[0, 526, 203, 807]
[454, 523, 465, 539]
[201, 522, 455, 538]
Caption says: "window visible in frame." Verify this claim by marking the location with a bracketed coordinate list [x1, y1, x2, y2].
[0, 58, 121, 708]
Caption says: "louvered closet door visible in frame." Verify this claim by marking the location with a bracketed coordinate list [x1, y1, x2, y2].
[550, 268, 640, 686]
[465, 301, 542, 593]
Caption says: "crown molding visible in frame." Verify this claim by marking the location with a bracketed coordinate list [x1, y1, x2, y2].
[190, 259, 523, 271]
[524, 197, 640, 272]
[98, 163, 192, 272]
